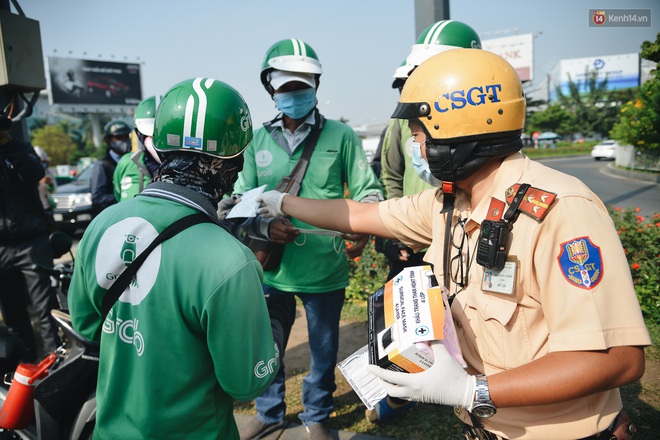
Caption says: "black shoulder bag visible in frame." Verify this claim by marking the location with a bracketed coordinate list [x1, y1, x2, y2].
[244, 122, 321, 271]
[100, 213, 212, 321]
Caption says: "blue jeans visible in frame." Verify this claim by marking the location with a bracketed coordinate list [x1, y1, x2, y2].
[255, 285, 345, 427]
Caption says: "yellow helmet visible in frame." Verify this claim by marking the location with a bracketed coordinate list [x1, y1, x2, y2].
[392, 49, 525, 182]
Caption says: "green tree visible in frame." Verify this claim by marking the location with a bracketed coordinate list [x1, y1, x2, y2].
[30, 125, 78, 165]
[526, 68, 628, 141]
[591, 88, 636, 136]
[524, 95, 546, 119]
[526, 103, 573, 136]
[641, 31, 660, 63]
[553, 69, 614, 139]
[610, 33, 660, 153]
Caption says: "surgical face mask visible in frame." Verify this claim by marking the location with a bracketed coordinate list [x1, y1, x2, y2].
[273, 88, 317, 120]
[412, 141, 441, 186]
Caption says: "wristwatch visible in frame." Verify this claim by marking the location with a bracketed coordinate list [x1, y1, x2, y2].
[471, 374, 497, 418]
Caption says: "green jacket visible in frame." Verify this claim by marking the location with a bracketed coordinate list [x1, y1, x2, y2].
[69, 182, 279, 439]
[380, 118, 435, 199]
[113, 151, 153, 202]
[233, 113, 382, 293]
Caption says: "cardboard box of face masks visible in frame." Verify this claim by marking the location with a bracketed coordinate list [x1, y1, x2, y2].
[368, 265, 463, 373]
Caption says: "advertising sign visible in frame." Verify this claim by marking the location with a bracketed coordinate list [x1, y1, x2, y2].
[482, 33, 534, 82]
[547, 53, 639, 102]
[47, 56, 142, 106]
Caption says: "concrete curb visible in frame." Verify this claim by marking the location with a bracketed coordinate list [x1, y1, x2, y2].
[607, 162, 660, 184]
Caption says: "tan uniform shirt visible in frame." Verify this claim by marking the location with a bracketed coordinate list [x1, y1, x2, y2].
[379, 153, 651, 439]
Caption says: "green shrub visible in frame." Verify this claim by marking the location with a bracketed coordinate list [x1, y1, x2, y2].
[346, 237, 389, 303]
[522, 142, 594, 158]
[609, 206, 660, 324]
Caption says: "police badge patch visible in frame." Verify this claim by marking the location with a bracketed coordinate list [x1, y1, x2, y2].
[557, 236, 603, 290]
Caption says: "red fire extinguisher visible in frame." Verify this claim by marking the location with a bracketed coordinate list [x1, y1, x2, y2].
[0, 353, 57, 429]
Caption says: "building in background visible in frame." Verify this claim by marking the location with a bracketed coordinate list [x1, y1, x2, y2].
[482, 33, 534, 83]
[547, 53, 654, 102]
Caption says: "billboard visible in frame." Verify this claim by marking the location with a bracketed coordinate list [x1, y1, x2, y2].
[47, 56, 142, 106]
[482, 33, 534, 82]
[547, 53, 640, 102]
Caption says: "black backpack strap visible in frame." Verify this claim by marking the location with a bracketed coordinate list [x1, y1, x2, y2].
[130, 151, 151, 193]
[100, 213, 212, 321]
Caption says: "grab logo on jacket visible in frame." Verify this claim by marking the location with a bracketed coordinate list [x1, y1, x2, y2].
[96, 217, 160, 305]
[255, 150, 273, 168]
[120, 176, 132, 191]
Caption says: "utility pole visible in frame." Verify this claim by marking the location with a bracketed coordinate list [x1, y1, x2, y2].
[0, 0, 21, 142]
[0, 0, 46, 143]
[414, 0, 450, 37]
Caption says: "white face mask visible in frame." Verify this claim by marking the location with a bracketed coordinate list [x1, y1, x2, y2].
[411, 141, 441, 186]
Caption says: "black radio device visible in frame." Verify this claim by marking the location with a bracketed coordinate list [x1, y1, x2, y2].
[476, 184, 530, 270]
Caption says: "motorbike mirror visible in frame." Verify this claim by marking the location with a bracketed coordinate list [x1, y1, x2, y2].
[50, 231, 73, 259]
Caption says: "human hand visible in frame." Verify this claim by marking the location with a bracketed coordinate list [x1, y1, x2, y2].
[257, 190, 287, 218]
[365, 342, 476, 408]
[268, 217, 300, 244]
[382, 240, 412, 262]
[217, 195, 239, 219]
[344, 233, 369, 259]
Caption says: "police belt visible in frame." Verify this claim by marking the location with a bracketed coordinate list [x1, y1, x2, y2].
[461, 410, 636, 440]
[578, 410, 637, 440]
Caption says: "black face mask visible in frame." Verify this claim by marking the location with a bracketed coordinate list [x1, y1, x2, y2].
[154, 152, 244, 206]
[426, 137, 523, 183]
[108, 139, 131, 155]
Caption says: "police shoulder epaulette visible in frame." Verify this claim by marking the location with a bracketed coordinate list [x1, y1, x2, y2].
[504, 183, 556, 221]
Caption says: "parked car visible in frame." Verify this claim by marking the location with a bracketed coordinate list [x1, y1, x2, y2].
[590, 140, 619, 161]
[86, 76, 130, 99]
[54, 175, 74, 186]
[51, 165, 95, 232]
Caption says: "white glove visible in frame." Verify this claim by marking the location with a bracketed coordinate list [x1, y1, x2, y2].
[256, 190, 287, 218]
[365, 342, 476, 409]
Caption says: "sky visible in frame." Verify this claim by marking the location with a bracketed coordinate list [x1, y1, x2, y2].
[16, 0, 660, 130]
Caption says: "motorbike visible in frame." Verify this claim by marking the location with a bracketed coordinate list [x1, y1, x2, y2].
[0, 232, 99, 440]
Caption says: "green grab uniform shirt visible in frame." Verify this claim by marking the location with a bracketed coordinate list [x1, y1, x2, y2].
[113, 151, 152, 202]
[69, 193, 279, 440]
[233, 118, 382, 293]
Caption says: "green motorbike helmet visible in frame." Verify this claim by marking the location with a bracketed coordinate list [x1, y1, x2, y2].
[392, 20, 481, 89]
[153, 78, 252, 159]
[134, 95, 162, 137]
[260, 39, 322, 94]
